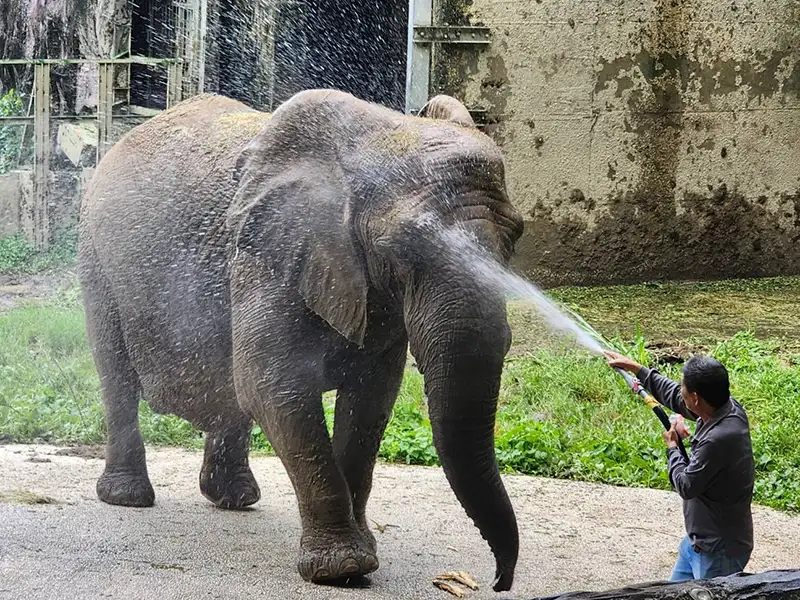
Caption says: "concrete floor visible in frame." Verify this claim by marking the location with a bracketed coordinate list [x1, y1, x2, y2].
[2, 444, 799, 600]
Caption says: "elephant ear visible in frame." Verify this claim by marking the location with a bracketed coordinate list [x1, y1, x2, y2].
[418, 95, 476, 128]
[295, 178, 368, 347]
[229, 138, 369, 347]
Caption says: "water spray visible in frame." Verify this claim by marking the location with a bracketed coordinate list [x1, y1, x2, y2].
[430, 217, 692, 461]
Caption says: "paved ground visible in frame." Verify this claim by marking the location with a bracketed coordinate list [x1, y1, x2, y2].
[2, 445, 799, 600]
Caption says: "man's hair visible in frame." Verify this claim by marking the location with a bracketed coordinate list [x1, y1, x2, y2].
[682, 355, 730, 409]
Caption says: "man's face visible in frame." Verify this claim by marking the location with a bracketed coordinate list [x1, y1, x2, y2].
[680, 378, 700, 413]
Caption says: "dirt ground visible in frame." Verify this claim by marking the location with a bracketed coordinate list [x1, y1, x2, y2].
[2, 444, 800, 600]
[0, 268, 76, 312]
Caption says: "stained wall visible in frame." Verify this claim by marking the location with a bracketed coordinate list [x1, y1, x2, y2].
[437, 0, 800, 285]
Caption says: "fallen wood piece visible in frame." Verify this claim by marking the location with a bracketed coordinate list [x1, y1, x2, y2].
[433, 579, 466, 597]
[437, 571, 479, 590]
[527, 570, 800, 600]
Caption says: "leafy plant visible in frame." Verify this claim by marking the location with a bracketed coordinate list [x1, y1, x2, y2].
[2, 287, 800, 513]
[0, 228, 77, 275]
[0, 233, 34, 272]
[0, 88, 25, 174]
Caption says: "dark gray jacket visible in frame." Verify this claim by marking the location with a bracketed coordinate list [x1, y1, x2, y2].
[638, 366, 755, 557]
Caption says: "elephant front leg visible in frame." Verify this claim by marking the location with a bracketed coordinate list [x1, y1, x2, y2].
[200, 418, 261, 509]
[332, 341, 407, 543]
[233, 338, 378, 581]
[248, 384, 378, 581]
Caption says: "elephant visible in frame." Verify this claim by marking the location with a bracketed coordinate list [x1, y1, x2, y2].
[78, 89, 524, 591]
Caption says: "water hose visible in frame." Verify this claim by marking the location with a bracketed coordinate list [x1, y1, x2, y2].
[614, 368, 690, 462]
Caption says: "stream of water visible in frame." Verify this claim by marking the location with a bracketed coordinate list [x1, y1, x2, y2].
[427, 215, 607, 355]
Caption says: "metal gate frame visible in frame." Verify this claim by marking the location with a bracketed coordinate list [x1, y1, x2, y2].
[405, 0, 492, 117]
[174, 0, 208, 97]
[0, 57, 183, 250]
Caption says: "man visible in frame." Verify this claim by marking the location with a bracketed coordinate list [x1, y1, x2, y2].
[604, 351, 754, 581]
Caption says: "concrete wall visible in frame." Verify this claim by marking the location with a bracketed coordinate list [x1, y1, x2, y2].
[0, 173, 21, 238]
[0, 170, 85, 244]
[439, 0, 800, 286]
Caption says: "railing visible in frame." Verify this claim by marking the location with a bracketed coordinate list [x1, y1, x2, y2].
[0, 56, 184, 249]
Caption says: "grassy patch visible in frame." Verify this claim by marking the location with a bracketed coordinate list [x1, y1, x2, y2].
[546, 277, 800, 351]
[0, 292, 203, 448]
[2, 282, 800, 513]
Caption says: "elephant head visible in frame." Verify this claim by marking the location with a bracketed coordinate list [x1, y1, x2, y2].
[228, 90, 523, 591]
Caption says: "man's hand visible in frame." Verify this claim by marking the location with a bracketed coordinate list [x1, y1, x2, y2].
[663, 423, 681, 449]
[603, 350, 643, 374]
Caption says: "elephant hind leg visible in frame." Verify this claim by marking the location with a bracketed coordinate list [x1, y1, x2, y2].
[332, 340, 407, 544]
[79, 242, 154, 507]
[200, 419, 260, 509]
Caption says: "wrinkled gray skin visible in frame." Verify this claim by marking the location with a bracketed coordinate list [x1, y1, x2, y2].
[79, 89, 524, 591]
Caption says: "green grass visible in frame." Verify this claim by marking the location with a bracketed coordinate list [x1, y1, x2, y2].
[548, 277, 800, 350]
[1, 287, 799, 513]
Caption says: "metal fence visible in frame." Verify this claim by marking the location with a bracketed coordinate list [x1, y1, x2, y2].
[0, 56, 184, 249]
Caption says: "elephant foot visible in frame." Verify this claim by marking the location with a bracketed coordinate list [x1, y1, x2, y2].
[200, 464, 260, 510]
[298, 529, 379, 583]
[97, 469, 155, 507]
[356, 516, 378, 551]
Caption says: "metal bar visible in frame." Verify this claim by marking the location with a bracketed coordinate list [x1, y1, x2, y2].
[264, 1, 278, 110]
[0, 57, 182, 66]
[175, 60, 183, 104]
[166, 63, 176, 108]
[0, 117, 34, 125]
[166, 62, 183, 108]
[33, 63, 50, 251]
[405, 0, 433, 115]
[413, 25, 491, 44]
[197, 0, 207, 92]
[1, 114, 152, 124]
[96, 62, 115, 163]
[174, 2, 189, 97]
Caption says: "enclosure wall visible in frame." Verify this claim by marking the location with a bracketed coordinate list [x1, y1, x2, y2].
[436, 0, 800, 286]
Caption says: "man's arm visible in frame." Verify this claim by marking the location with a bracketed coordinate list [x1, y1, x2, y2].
[637, 366, 698, 421]
[604, 351, 698, 420]
[667, 438, 723, 499]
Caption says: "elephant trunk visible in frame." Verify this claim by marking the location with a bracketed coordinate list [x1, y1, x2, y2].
[404, 268, 519, 592]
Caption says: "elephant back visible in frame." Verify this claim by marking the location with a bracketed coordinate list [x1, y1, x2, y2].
[82, 93, 273, 325]
[95, 93, 271, 173]
[85, 94, 272, 253]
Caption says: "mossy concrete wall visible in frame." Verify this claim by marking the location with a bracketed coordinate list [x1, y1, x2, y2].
[0, 170, 87, 244]
[0, 174, 21, 238]
[440, 0, 800, 286]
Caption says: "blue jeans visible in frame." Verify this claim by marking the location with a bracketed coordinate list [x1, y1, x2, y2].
[669, 536, 751, 581]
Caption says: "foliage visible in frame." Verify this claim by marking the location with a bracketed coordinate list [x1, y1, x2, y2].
[0, 229, 78, 275]
[1, 295, 799, 513]
[0, 89, 25, 174]
[0, 233, 33, 272]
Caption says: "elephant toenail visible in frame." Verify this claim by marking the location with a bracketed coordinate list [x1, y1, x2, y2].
[340, 558, 360, 574]
[313, 568, 331, 580]
[363, 555, 379, 572]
